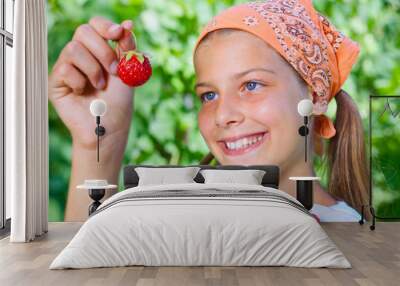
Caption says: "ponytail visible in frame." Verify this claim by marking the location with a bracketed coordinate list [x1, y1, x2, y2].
[327, 90, 370, 219]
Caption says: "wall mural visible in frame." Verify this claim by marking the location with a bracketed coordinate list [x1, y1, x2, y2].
[370, 96, 400, 219]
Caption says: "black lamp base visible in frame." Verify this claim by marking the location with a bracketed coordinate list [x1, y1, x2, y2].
[289, 177, 319, 211]
[296, 180, 313, 210]
[88, 188, 105, 215]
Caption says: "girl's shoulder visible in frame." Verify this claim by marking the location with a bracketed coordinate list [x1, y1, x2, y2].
[310, 200, 361, 222]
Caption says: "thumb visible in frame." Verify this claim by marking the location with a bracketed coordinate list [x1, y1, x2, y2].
[116, 20, 136, 56]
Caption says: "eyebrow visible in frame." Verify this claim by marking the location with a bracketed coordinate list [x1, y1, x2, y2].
[194, 68, 276, 90]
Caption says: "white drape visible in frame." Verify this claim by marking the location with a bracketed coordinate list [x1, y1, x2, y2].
[7, 0, 48, 242]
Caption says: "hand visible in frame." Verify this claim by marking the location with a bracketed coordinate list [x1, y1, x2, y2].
[49, 16, 136, 150]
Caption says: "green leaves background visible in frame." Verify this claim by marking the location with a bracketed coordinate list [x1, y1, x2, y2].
[47, 0, 400, 221]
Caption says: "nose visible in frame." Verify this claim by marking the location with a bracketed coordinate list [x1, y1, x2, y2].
[214, 95, 244, 128]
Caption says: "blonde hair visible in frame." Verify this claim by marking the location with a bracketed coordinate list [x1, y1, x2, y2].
[327, 90, 369, 218]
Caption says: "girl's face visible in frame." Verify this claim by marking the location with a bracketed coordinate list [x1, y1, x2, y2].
[194, 30, 310, 169]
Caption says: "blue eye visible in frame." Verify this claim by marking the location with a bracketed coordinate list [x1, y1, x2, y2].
[201, 92, 218, 103]
[245, 81, 260, 91]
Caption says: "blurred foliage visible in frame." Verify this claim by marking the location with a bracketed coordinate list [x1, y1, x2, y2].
[47, 0, 400, 221]
[371, 98, 400, 218]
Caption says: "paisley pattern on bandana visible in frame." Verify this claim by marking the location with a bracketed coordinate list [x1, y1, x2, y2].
[318, 13, 344, 52]
[247, 0, 331, 113]
[243, 16, 260, 26]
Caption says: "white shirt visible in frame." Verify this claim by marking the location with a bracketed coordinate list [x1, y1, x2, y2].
[310, 201, 361, 222]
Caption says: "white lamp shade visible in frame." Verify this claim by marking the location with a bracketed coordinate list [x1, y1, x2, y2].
[90, 99, 107, 117]
[297, 99, 313, 117]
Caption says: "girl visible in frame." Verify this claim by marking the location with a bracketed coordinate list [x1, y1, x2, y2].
[49, 0, 368, 222]
[192, 0, 368, 222]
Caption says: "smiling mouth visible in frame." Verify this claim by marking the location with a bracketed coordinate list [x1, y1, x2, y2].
[217, 131, 268, 156]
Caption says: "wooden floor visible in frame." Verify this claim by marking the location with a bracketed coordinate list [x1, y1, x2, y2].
[0, 222, 399, 286]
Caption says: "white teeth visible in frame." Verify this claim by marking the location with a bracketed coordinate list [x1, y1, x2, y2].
[224, 134, 265, 150]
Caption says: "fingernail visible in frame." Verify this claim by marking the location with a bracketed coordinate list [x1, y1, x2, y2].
[97, 77, 106, 89]
[109, 60, 119, 75]
[109, 24, 121, 34]
[122, 20, 133, 30]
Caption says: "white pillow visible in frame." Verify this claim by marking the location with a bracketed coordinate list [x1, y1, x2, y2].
[200, 169, 266, 185]
[135, 167, 200, 186]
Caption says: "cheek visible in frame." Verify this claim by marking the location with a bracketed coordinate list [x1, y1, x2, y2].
[198, 108, 214, 141]
[274, 115, 304, 167]
[245, 96, 282, 130]
[252, 94, 300, 130]
[247, 96, 302, 157]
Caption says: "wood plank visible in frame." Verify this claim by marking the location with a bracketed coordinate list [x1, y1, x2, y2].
[0, 222, 399, 286]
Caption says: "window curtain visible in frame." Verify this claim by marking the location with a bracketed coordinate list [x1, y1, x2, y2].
[7, 0, 48, 242]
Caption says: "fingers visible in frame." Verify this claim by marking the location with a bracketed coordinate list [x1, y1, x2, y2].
[87, 16, 135, 51]
[53, 63, 87, 95]
[117, 20, 136, 52]
[60, 40, 106, 89]
[73, 23, 119, 75]
[88, 16, 124, 40]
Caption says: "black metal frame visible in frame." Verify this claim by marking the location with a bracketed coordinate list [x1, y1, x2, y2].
[359, 95, 400, 230]
[88, 189, 105, 215]
[0, 0, 14, 234]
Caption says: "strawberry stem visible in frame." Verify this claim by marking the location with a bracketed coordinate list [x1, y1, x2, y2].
[108, 39, 117, 50]
[109, 40, 122, 60]
[108, 29, 137, 61]
[131, 30, 137, 50]
[116, 42, 121, 60]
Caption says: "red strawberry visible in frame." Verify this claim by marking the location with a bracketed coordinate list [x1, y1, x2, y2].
[117, 50, 152, 87]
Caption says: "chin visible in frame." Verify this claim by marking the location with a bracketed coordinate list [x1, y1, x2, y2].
[222, 156, 266, 166]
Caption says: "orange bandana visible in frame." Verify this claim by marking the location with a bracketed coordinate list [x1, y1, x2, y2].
[193, 0, 360, 139]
